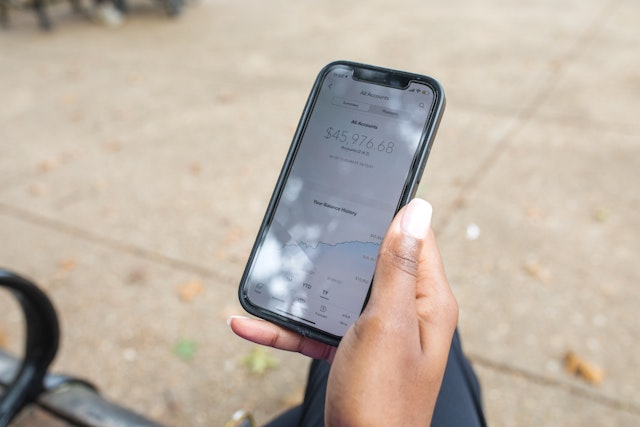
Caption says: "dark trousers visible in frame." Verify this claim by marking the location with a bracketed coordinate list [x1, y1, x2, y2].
[265, 330, 487, 427]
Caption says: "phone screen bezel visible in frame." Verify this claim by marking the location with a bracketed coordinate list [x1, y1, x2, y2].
[238, 60, 445, 346]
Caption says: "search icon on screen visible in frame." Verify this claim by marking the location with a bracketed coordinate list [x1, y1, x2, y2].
[418, 103, 425, 108]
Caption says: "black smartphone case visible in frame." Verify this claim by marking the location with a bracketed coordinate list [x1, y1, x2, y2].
[238, 60, 445, 346]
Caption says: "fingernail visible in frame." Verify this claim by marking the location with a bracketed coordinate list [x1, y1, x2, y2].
[400, 199, 432, 239]
[226, 315, 248, 326]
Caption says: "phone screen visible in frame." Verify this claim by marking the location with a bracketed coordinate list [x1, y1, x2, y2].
[240, 63, 442, 341]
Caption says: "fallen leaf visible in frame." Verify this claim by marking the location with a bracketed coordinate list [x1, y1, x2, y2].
[188, 162, 202, 176]
[525, 205, 545, 220]
[163, 389, 180, 414]
[177, 280, 204, 302]
[28, 182, 49, 197]
[224, 410, 254, 427]
[224, 227, 246, 245]
[523, 260, 552, 284]
[52, 257, 79, 282]
[214, 248, 227, 261]
[564, 350, 605, 385]
[217, 91, 234, 104]
[126, 267, 148, 285]
[549, 59, 563, 72]
[241, 347, 279, 374]
[172, 339, 198, 361]
[61, 94, 78, 105]
[37, 158, 60, 173]
[593, 207, 610, 223]
[452, 196, 466, 209]
[104, 142, 123, 153]
[59, 258, 78, 273]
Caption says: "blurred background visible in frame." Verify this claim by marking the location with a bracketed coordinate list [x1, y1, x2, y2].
[1, 0, 638, 425]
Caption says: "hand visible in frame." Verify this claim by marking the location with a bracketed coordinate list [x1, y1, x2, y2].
[325, 198, 458, 425]
[228, 198, 458, 425]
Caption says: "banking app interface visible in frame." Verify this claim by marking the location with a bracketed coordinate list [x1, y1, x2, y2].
[247, 66, 435, 337]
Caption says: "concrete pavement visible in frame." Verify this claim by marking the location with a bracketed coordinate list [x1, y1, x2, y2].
[1, 0, 639, 425]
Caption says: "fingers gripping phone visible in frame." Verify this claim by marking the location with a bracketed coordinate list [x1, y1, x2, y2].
[238, 61, 445, 346]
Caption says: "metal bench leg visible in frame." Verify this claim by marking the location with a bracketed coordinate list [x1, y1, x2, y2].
[33, 0, 52, 30]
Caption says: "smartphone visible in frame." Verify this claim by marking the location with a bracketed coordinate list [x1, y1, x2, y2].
[238, 61, 445, 346]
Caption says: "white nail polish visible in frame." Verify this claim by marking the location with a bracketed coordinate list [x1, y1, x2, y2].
[226, 315, 248, 326]
[400, 199, 433, 239]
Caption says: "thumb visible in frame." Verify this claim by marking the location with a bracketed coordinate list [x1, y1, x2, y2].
[365, 199, 433, 318]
